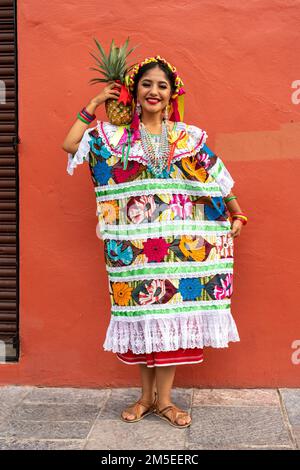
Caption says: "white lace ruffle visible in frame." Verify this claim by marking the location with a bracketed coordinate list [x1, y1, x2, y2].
[107, 259, 233, 281]
[209, 157, 235, 198]
[102, 310, 240, 353]
[112, 298, 229, 311]
[66, 126, 96, 175]
[96, 120, 208, 163]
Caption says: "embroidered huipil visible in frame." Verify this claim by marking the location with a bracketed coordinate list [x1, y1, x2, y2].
[67, 120, 240, 354]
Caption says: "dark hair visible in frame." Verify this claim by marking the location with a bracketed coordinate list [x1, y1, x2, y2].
[132, 61, 177, 102]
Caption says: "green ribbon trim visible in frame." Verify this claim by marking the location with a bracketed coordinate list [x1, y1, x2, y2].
[112, 302, 231, 317]
[104, 222, 230, 236]
[121, 131, 132, 170]
[95, 181, 221, 198]
[108, 261, 233, 278]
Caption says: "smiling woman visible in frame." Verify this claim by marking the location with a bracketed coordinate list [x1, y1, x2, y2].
[63, 54, 247, 428]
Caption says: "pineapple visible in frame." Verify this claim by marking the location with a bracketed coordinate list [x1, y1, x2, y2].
[89, 37, 137, 126]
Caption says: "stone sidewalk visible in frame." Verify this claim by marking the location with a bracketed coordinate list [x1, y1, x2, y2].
[0, 386, 299, 450]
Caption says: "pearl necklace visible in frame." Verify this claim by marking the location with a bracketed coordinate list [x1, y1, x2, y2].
[139, 120, 170, 177]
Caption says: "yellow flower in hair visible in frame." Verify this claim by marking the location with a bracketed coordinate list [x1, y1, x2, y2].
[127, 55, 184, 96]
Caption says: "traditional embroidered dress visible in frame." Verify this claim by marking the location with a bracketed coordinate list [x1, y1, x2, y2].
[67, 120, 240, 367]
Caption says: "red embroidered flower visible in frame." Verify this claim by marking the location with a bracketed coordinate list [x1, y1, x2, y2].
[143, 238, 170, 262]
[113, 161, 141, 183]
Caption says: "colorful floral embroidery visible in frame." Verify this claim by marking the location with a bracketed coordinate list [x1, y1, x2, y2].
[89, 133, 111, 158]
[215, 234, 234, 258]
[143, 237, 171, 262]
[204, 196, 226, 220]
[169, 194, 193, 219]
[178, 235, 207, 262]
[214, 273, 233, 300]
[68, 122, 239, 352]
[181, 156, 208, 181]
[179, 278, 204, 300]
[104, 239, 143, 267]
[104, 235, 217, 267]
[93, 160, 112, 185]
[139, 279, 166, 305]
[112, 282, 133, 306]
[127, 195, 156, 224]
[112, 160, 143, 184]
[168, 129, 189, 149]
[99, 200, 119, 224]
[110, 272, 232, 307]
[131, 279, 177, 305]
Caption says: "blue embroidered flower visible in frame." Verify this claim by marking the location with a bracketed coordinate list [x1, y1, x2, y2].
[89, 136, 111, 159]
[89, 136, 102, 156]
[93, 160, 112, 185]
[100, 145, 112, 159]
[204, 196, 225, 220]
[107, 240, 133, 265]
[179, 278, 203, 301]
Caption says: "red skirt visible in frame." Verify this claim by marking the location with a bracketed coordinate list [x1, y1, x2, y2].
[116, 347, 204, 368]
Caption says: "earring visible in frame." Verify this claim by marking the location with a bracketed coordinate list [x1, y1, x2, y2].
[136, 101, 142, 117]
[164, 104, 169, 121]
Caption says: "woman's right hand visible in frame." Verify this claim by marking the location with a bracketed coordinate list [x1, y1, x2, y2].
[62, 82, 122, 154]
[90, 81, 122, 107]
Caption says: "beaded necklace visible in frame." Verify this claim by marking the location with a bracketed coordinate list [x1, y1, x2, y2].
[139, 120, 170, 177]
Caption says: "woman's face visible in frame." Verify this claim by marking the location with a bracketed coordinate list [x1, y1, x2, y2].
[136, 66, 172, 116]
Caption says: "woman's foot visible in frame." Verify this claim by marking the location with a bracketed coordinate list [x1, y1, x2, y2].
[121, 392, 157, 422]
[155, 400, 192, 427]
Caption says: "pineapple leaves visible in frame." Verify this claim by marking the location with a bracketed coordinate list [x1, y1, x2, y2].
[88, 37, 139, 84]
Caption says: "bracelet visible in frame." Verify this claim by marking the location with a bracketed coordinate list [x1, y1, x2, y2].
[81, 107, 96, 121]
[77, 107, 96, 124]
[224, 195, 237, 203]
[231, 213, 248, 226]
[77, 113, 91, 124]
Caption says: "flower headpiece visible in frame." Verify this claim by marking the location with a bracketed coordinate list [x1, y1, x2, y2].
[124, 55, 185, 122]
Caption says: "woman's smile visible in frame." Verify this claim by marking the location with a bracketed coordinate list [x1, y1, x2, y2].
[146, 98, 161, 105]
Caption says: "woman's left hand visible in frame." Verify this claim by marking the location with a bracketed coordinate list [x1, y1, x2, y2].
[230, 219, 243, 238]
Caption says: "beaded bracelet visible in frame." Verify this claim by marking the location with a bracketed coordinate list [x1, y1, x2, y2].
[77, 107, 96, 124]
[81, 107, 96, 121]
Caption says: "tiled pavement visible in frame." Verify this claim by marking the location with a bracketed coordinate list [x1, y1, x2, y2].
[0, 386, 299, 450]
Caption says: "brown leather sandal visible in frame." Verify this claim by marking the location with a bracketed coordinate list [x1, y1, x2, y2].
[121, 392, 158, 423]
[154, 404, 192, 428]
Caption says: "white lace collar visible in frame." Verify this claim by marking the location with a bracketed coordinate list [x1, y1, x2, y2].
[96, 120, 208, 164]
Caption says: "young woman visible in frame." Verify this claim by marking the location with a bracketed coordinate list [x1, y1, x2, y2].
[62, 56, 247, 428]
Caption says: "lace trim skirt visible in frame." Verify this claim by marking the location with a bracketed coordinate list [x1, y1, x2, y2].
[116, 347, 204, 368]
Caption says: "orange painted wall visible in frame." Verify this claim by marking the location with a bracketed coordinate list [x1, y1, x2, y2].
[1, 0, 300, 387]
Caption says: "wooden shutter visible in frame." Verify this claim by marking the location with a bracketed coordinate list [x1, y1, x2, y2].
[0, 0, 19, 362]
